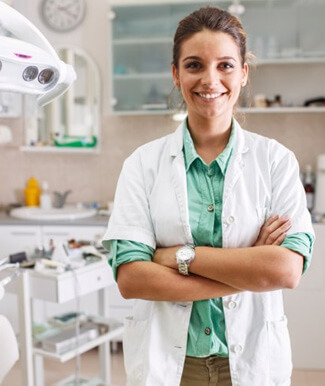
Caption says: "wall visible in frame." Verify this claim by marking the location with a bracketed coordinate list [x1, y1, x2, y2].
[0, 0, 325, 207]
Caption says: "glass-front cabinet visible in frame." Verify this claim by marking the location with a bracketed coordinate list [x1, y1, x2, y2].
[109, 0, 325, 115]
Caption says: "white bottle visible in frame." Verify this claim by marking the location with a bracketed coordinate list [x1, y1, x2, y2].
[314, 155, 325, 214]
[304, 165, 314, 212]
[40, 181, 52, 210]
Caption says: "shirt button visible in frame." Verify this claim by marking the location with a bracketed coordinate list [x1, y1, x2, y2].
[227, 215, 235, 224]
[205, 327, 211, 335]
[233, 344, 243, 353]
[207, 205, 214, 212]
[207, 169, 214, 177]
[228, 300, 237, 309]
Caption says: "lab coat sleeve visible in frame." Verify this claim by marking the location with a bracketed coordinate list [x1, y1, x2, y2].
[270, 145, 315, 238]
[102, 152, 156, 249]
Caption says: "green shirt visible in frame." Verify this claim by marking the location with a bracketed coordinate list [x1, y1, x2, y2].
[104, 119, 313, 358]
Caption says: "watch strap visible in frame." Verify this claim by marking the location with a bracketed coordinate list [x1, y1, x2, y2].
[178, 261, 190, 276]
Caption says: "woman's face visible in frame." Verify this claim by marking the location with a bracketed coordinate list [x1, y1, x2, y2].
[173, 29, 248, 124]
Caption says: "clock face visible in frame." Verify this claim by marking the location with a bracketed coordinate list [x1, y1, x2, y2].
[41, 0, 86, 32]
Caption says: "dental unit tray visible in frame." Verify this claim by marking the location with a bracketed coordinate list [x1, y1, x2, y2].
[0, 2, 76, 106]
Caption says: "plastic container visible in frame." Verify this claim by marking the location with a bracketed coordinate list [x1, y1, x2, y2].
[24, 177, 40, 207]
[40, 181, 52, 210]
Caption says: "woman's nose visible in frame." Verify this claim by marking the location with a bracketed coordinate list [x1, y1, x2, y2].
[201, 68, 219, 87]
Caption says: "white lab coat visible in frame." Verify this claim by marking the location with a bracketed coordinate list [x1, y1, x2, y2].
[103, 119, 314, 386]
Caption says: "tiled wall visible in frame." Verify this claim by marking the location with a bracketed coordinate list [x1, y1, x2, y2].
[1, 0, 324, 206]
[0, 113, 324, 206]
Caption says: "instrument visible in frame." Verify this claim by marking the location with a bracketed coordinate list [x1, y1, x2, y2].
[0, 1, 76, 106]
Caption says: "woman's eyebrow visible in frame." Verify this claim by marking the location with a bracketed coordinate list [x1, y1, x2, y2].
[182, 55, 237, 62]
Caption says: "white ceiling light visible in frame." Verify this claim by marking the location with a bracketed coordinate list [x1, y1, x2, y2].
[228, 0, 245, 16]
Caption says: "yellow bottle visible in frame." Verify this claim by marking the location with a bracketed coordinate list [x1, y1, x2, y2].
[24, 177, 40, 207]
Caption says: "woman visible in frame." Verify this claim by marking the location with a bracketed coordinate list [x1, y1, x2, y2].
[102, 7, 314, 386]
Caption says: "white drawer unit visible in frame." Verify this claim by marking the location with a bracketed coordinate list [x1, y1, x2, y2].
[0, 225, 42, 259]
[29, 261, 114, 303]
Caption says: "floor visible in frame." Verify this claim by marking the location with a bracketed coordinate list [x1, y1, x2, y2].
[3, 346, 325, 386]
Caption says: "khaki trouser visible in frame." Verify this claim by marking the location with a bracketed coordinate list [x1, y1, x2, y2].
[180, 356, 232, 386]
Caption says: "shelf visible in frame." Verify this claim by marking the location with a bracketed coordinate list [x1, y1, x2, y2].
[114, 72, 171, 80]
[256, 57, 325, 65]
[33, 325, 124, 363]
[113, 37, 172, 45]
[19, 146, 100, 154]
[238, 107, 325, 114]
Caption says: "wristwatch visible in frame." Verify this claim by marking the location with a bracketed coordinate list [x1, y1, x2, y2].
[176, 245, 195, 276]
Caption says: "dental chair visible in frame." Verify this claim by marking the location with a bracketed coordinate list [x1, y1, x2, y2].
[0, 264, 20, 383]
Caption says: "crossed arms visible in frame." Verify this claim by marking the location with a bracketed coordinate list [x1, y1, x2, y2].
[117, 215, 304, 302]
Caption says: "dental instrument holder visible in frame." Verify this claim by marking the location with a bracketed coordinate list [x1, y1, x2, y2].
[53, 190, 72, 208]
[0, 2, 76, 106]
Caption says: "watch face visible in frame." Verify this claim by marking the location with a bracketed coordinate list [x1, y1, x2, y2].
[177, 246, 195, 263]
[41, 0, 86, 32]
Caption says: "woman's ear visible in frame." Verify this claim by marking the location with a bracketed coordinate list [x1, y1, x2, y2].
[172, 64, 180, 88]
[241, 62, 249, 87]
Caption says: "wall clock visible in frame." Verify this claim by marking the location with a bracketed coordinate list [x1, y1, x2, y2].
[41, 0, 86, 32]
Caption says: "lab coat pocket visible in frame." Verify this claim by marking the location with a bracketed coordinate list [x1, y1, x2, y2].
[267, 316, 292, 385]
[123, 316, 148, 385]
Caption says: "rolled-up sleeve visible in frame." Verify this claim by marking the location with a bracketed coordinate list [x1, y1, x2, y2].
[103, 239, 154, 281]
[281, 232, 314, 274]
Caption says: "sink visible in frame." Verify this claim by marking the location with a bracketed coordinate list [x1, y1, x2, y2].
[10, 206, 97, 221]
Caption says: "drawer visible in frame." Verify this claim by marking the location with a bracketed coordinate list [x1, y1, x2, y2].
[29, 262, 114, 303]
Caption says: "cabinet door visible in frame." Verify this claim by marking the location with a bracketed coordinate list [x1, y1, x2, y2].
[283, 223, 325, 369]
[41, 225, 106, 247]
[0, 225, 42, 259]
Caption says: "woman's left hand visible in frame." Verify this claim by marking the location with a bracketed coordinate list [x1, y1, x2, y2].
[153, 246, 180, 269]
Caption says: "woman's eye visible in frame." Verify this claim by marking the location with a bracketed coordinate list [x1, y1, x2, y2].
[219, 62, 234, 70]
[185, 62, 200, 69]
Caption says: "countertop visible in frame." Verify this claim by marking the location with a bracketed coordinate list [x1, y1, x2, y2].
[0, 211, 109, 227]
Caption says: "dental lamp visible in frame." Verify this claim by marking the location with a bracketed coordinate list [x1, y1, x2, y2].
[0, 1, 76, 106]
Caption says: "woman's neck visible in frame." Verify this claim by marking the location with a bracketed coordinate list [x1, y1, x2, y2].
[187, 114, 233, 164]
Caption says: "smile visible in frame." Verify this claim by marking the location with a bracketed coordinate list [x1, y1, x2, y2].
[196, 92, 223, 100]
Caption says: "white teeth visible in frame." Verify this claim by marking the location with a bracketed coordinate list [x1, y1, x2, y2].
[198, 92, 221, 99]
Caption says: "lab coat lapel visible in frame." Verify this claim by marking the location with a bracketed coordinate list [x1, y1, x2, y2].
[223, 122, 248, 207]
[170, 123, 193, 244]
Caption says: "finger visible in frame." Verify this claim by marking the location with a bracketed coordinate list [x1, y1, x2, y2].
[258, 215, 285, 244]
[257, 215, 279, 244]
[265, 216, 290, 234]
[272, 232, 287, 245]
[263, 215, 279, 228]
[265, 220, 292, 244]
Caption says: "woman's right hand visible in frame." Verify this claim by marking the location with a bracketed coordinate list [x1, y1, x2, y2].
[254, 215, 292, 246]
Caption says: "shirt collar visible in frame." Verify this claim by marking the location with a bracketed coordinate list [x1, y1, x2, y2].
[183, 118, 235, 175]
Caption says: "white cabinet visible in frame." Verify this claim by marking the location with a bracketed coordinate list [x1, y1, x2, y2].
[283, 223, 325, 369]
[109, 0, 325, 115]
[0, 225, 42, 259]
[0, 223, 132, 331]
[0, 224, 105, 259]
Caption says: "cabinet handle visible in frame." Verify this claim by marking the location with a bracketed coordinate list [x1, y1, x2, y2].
[44, 232, 70, 236]
[11, 231, 37, 236]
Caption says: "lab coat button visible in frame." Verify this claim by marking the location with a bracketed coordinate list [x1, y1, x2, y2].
[227, 216, 235, 224]
[205, 327, 211, 335]
[228, 301, 237, 309]
[207, 205, 214, 212]
[233, 344, 243, 353]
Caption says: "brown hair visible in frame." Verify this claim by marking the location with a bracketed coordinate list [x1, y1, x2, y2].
[173, 7, 247, 68]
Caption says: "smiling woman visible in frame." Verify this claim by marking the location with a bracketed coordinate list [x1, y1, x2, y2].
[102, 6, 314, 386]
[172, 30, 248, 160]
